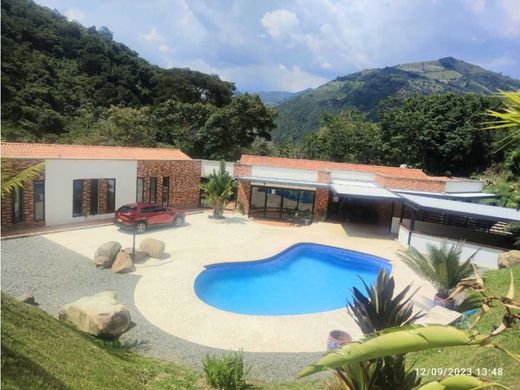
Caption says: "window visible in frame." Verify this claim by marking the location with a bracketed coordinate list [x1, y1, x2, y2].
[149, 177, 157, 204]
[162, 177, 169, 207]
[12, 187, 24, 223]
[73, 180, 83, 217]
[140, 206, 157, 213]
[117, 205, 136, 213]
[136, 177, 144, 202]
[33, 181, 45, 221]
[90, 179, 99, 215]
[107, 179, 116, 213]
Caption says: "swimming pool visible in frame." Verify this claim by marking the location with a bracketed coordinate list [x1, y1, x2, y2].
[194, 243, 391, 315]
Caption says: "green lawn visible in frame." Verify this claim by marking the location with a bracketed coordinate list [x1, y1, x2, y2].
[0, 293, 325, 389]
[2, 265, 518, 389]
[408, 265, 520, 389]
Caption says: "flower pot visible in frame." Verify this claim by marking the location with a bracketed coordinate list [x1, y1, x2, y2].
[327, 330, 352, 350]
[434, 293, 455, 309]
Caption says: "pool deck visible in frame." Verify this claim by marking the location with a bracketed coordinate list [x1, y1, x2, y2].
[43, 211, 437, 353]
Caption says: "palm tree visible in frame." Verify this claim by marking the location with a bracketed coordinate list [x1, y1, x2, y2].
[1, 160, 45, 197]
[200, 160, 235, 219]
[397, 241, 475, 300]
[484, 90, 520, 150]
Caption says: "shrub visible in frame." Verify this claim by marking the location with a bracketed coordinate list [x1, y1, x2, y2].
[202, 351, 250, 390]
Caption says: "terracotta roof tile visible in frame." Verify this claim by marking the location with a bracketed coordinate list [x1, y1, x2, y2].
[1, 142, 191, 161]
[240, 154, 446, 180]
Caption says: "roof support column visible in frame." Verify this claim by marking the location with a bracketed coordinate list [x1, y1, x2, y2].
[408, 208, 416, 246]
[388, 201, 395, 233]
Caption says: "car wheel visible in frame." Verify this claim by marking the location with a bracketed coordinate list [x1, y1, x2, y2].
[173, 216, 184, 227]
[135, 221, 147, 234]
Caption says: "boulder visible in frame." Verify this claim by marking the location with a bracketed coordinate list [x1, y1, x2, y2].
[94, 241, 121, 268]
[123, 247, 149, 262]
[498, 250, 520, 268]
[16, 293, 38, 306]
[139, 238, 165, 259]
[111, 251, 135, 273]
[59, 291, 130, 337]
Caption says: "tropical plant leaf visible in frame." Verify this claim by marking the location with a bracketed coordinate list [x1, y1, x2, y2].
[298, 325, 492, 378]
[1, 160, 45, 197]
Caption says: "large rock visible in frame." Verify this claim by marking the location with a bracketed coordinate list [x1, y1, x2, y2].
[59, 291, 130, 337]
[111, 251, 135, 273]
[139, 238, 165, 259]
[94, 241, 121, 268]
[123, 247, 149, 262]
[16, 293, 38, 306]
[498, 250, 520, 268]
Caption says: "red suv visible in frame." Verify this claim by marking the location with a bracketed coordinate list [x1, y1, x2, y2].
[115, 203, 185, 233]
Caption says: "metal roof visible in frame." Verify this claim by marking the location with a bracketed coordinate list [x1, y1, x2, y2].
[237, 176, 329, 189]
[394, 189, 498, 200]
[331, 181, 401, 200]
[400, 193, 520, 223]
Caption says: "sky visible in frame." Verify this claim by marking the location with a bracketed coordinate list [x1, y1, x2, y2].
[38, 0, 520, 92]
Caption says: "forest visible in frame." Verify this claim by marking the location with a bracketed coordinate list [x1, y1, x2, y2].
[1, 0, 519, 204]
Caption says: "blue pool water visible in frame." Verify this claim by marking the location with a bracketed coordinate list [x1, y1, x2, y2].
[194, 243, 392, 315]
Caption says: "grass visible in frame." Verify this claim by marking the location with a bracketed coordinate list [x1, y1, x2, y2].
[407, 265, 520, 388]
[0, 293, 326, 389]
[3, 266, 517, 389]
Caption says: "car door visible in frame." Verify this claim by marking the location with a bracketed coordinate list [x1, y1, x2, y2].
[155, 207, 173, 224]
[140, 206, 158, 224]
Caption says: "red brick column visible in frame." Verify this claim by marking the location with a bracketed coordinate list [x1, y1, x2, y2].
[314, 170, 330, 220]
[233, 164, 252, 214]
[1, 159, 45, 230]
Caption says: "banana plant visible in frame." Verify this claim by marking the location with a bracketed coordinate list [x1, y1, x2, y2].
[483, 90, 520, 151]
[418, 375, 510, 390]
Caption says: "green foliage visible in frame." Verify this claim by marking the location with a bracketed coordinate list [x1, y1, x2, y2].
[484, 90, 520, 151]
[202, 351, 251, 390]
[379, 93, 502, 175]
[347, 269, 425, 334]
[302, 110, 383, 164]
[274, 57, 520, 142]
[200, 161, 236, 218]
[397, 242, 475, 297]
[1, 160, 45, 197]
[504, 148, 520, 176]
[1, 0, 234, 139]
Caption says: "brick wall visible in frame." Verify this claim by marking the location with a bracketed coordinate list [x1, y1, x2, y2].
[1, 159, 45, 230]
[137, 160, 202, 208]
[233, 164, 252, 214]
[314, 189, 329, 220]
[376, 174, 446, 192]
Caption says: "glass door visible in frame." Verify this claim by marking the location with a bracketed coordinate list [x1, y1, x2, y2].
[265, 188, 283, 219]
[33, 181, 45, 221]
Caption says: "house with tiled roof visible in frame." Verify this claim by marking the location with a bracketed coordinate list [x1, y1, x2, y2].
[1, 142, 200, 228]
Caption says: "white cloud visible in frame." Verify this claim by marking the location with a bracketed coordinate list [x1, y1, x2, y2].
[159, 44, 173, 53]
[63, 8, 86, 23]
[141, 27, 162, 43]
[261, 9, 301, 40]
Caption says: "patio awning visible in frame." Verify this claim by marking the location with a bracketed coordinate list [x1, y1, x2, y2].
[330, 180, 401, 200]
[399, 193, 520, 223]
[394, 189, 498, 200]
[237, 175, 329, 189]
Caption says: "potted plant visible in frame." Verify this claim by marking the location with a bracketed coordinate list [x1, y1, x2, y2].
[398, 241, 475, 309]
[200, 160, 236, 220]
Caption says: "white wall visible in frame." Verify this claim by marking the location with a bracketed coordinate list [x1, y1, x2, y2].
[445, 180, 484, 193]
[251, 165, 318, 182]
[200, 160, 234, 177]
[397, 224, 503, 269]
[330, 170, 375, 182]
[45, 159, 137, 226]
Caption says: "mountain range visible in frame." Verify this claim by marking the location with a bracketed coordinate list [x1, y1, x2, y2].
[270, 57, 520, 141]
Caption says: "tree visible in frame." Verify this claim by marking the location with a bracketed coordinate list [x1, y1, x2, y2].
[197, 94, 276, 160]
[302, 110, 384, 163]
[200, 161, 235, 219]
[378, 94, 501, 175]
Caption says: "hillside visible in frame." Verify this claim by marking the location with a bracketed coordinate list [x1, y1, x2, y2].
[274, 57, 520, 141]
[1, 0, 234, 138]
[255, 89, 311, 106]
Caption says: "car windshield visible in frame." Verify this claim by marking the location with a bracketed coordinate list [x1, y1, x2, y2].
[117, 205, 136, 213]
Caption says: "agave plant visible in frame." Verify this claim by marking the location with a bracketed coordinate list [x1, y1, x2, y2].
[397, 241, 475, 300]
[200, 160, 235, 219]
[347, 269, 425, 334]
